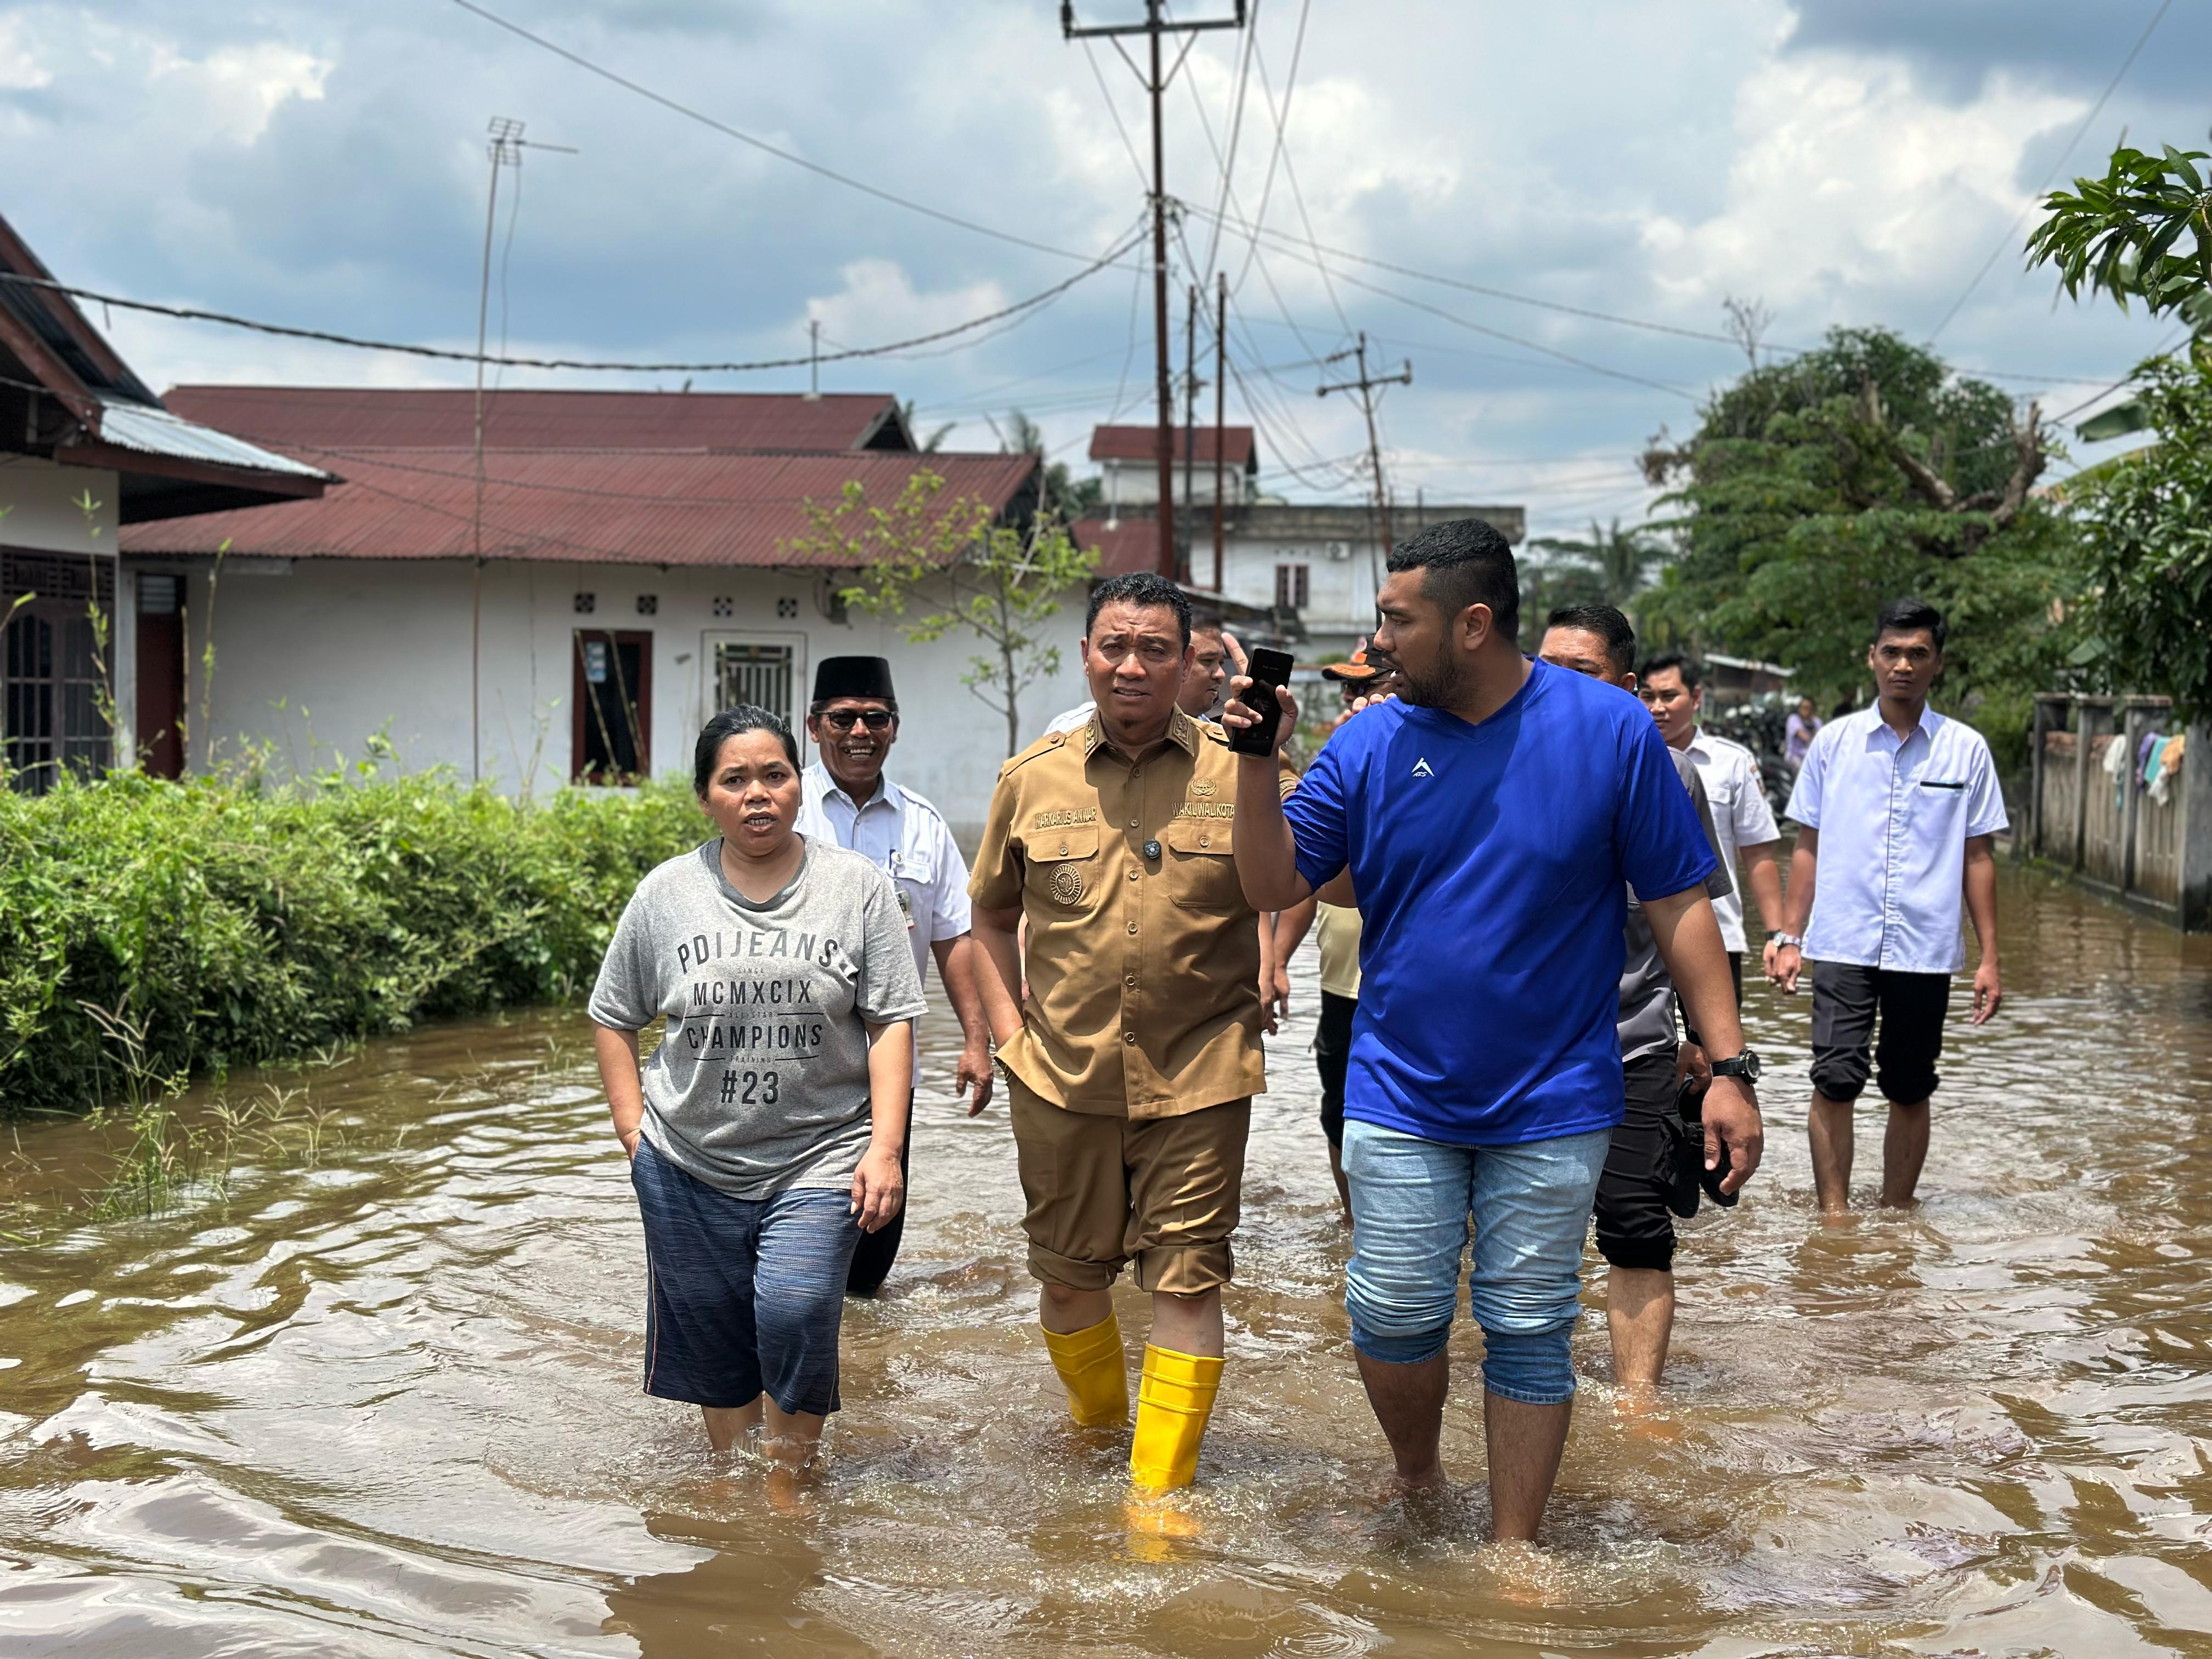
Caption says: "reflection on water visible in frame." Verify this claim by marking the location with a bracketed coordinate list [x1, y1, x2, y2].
[3, 862, 2210, 1656]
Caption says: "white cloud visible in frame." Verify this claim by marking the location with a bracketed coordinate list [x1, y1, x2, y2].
[803, 259, 1008, 354]
[1639, 53, 2084, 313]
[148, 39, 331, 145]
[0, 16, 52, 88]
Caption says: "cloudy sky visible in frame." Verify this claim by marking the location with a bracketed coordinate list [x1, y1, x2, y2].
[2, 0, 2202, 537]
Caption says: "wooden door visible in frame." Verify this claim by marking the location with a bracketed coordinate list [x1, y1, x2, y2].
[135, 573, 185, 778]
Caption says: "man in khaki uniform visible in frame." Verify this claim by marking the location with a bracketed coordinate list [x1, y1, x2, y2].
[970, 571, 1293, 1523]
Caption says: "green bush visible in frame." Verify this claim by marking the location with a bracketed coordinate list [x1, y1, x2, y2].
[0, 769, 707, 1116]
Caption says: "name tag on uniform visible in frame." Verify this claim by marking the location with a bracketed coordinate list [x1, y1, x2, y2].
[1918, 779, 1966, 791]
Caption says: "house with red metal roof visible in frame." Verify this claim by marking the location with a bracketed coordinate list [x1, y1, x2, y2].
[1, 212, 333, 792]
[114, 385, 1068, 832]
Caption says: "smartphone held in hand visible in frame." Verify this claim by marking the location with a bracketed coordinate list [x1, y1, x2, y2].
[1229, 648, 1295, 757]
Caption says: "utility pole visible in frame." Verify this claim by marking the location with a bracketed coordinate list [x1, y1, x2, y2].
[1318, 332, 1413, 569]
[806, 319, 822, 399]
[1182, 281, 1200, 579]
[1063, 1, 1246, 580]
[471, 115, 573, 783]
[1212, 270, 1227, 592]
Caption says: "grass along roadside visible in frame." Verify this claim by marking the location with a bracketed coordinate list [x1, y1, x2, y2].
[2, 761, 706, 1123]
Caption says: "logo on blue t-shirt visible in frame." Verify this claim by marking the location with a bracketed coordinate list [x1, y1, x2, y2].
[1410, 757, 1435, 778]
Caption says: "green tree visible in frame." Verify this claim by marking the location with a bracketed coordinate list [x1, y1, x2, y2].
[1641, 327, 2083, 764]
[1000, 408, 1104, 517]
[2027, 143, 2212, 441]
[2027, 139, 2212, 716]
[1523, 517, 1673, 632]
[781, 470, 1098, 756]
[2063, 357, 2212, 721]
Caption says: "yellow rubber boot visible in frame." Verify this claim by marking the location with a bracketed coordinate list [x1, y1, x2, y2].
[1041, 1314, 1129, 1428]
[1128, 1345, 1222, 1492]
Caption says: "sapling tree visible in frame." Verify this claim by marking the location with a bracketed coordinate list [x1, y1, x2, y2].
[783, 470, 1097, 757]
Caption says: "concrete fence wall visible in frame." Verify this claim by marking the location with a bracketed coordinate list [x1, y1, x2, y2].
[2029, 693, 2210, 930]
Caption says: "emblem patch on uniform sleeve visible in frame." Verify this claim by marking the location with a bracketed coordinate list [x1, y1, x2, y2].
[1048, 865, 1086, 905]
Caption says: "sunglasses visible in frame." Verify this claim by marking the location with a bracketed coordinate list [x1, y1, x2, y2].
[819, 708, 895, 732]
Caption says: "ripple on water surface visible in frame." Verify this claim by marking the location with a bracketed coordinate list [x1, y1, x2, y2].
[3, 865, 2211, 1656]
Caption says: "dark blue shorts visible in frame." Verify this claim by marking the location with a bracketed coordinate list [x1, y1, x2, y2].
[631, 1138, 861, 1416]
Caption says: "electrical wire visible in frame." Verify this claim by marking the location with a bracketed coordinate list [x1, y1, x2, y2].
[447, 0, 1119, 266]
[1226, 0, 1312, 303]
[1246, 32, 1352, 334]
[1080, 37, 1155, 195]
[1193, 0, 1261, 282]
[1926, 0, 2176, 342]
[0, 230, 1143, 375]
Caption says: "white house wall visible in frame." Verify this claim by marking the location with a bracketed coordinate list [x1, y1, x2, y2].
[154, 557, 1093, 844]
[1220, 532, 1381, 655]
[0, 456, 121, 552]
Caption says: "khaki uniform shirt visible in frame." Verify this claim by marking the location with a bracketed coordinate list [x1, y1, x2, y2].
[970, 707, 1295, 1120]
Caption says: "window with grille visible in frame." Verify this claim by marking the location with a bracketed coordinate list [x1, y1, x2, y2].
[1274, 563, 1310, 611]
[715, 641, 795, 724]
[4, 552, 115, 794]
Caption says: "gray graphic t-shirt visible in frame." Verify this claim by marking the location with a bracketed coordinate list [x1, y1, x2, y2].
[589, 837, 927, 1199]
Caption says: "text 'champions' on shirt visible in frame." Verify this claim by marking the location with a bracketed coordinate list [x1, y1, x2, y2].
[589, 838, 927, 1199]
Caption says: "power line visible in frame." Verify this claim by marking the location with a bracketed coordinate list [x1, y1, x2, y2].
[1198, 200, 1742, 349]
[1194, 0, 1261, 282]
[1246, 31, 1352, 334]
[448, 0, 1117, 266]
[1226, 0, 1313, 303]
[1926, 0, 2175, 342]
[1194, 202, 2153, 390]
[0, 231, 1141, 375]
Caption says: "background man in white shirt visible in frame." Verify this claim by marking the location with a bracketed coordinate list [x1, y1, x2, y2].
[797, 656, 995, 1293]
[1637, 652, 1785, 1004]
[1770, 601, 2007, 1217]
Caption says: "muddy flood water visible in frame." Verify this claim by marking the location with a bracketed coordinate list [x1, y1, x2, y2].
[3, 861, 2210, 1657]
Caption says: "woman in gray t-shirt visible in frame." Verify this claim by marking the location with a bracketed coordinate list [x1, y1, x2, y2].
[590, 706, 924, 1479]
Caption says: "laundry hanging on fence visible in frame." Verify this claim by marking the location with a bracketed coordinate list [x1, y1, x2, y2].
[2104, 730, 2131, 809]
[2147, 731, 2186, 806]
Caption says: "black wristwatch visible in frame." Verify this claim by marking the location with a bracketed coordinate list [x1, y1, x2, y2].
[1709, 1048, 1763, 1084]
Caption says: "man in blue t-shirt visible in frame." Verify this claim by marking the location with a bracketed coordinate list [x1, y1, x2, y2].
[1228, 518, 1763, 1544]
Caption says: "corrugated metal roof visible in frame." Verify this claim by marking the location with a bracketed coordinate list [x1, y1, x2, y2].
[1088, 424, 1256, 467]
[161, 386, 909, 454]
[1071, 514, 1165, 577]
[95, 399, 334, 483]
[116, 447, 1037, 568]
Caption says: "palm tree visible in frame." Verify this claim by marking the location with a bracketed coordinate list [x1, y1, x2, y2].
[1525, 518, 1672, 618]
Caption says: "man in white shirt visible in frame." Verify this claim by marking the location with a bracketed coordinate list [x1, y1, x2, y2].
[797, 656, 995, 1293]
[1043, 617, 1228, 737]
[1770, 601, 2008, 1217]
[1637, 653, 1785, 1005]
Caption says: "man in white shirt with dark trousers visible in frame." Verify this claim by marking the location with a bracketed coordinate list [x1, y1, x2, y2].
[797, 656, 996, 1293]
[1770, 600, 2008, 1218]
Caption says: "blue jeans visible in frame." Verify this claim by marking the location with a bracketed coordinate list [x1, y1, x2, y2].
[1341, 1120, 1611, 1405]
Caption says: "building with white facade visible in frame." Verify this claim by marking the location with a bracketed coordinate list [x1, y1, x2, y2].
[115, 387, 1082, 842]
[1073, 424, 1525, 659]
[1, 212, 332, 791]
